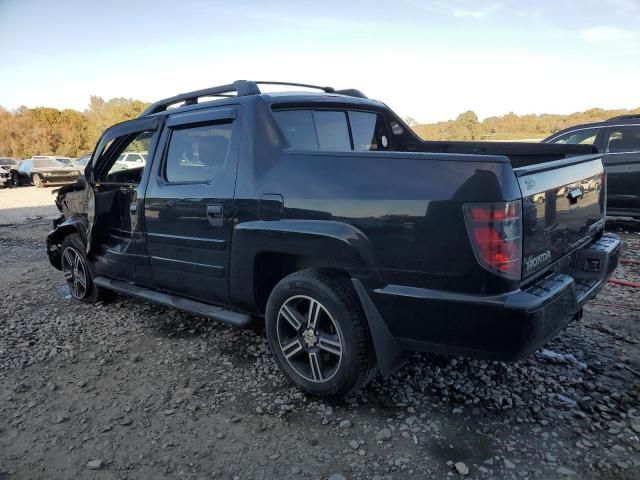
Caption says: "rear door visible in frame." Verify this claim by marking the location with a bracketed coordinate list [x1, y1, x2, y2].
[143, 106, 240, 305]
[601, 124, 640, 214]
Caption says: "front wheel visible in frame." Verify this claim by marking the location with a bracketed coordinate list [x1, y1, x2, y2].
[265, 269, 376, 398]
[32, 174, 44, 188]
[11, 172, 21, 187]
[61, 234, 111, 303]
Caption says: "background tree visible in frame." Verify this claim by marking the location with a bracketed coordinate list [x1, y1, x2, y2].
[0, 97, 149, 158]
[1, 100, 639, 158]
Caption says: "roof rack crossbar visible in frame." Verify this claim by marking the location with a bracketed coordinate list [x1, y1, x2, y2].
[139, 80, 260, 116]
[139, 80, 368, 117]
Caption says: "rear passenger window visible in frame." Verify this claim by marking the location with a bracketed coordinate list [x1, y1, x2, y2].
[607, 126, 640, 153]
[164, 122, 232, 183]
[273, 109, 389, 152]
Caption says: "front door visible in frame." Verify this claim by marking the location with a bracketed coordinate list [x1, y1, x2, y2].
[143, 106, 240, 305]
[87, 116, 160, 282]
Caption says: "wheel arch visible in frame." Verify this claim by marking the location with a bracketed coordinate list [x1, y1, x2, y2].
[46, 217, 89, 270]
[230, 220, 380, 314]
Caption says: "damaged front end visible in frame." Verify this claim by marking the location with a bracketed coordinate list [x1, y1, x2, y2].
[47, 180, 93, 270]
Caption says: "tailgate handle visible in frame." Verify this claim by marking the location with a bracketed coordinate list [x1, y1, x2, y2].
[567, 188, 583, 205]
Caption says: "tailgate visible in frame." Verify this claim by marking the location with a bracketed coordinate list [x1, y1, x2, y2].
[516, 155, 605, 279]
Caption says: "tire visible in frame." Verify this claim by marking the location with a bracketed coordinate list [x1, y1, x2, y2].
[265, 269, 376, 398]
[11, 172, 20, 187]
[61, 233, 111, 303]
[32, 174, 44, 188]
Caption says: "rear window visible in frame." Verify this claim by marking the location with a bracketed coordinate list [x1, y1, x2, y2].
[349, 111, 388, 151]
[273, 109, 389, 151]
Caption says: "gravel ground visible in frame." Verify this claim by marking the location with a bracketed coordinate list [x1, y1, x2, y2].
[1, 188, 639, 480]
[0, 186, 59, 225]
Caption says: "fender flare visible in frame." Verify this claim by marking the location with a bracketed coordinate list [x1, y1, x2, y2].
[46, 216, 89, 270]
[229, 219, 380, 307]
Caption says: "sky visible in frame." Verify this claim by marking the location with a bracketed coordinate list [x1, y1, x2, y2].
[1, 0, 639, 123]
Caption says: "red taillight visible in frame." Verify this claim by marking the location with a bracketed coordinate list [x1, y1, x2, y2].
[463, 201, 522, 279]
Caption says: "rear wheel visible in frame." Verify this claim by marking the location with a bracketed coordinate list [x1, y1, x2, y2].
[265, 269, 376, 398]
[32, 174, 44, 188]
[61, 234, 110, 303]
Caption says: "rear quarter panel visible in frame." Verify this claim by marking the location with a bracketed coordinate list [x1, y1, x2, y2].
[234, 139, 522, 304]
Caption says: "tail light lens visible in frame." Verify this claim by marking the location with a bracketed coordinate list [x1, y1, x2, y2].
[463, 200, 522, 279]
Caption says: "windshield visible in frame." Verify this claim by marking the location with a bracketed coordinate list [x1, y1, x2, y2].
[33, 159, 65, 168]
[0, 158, 17, 166]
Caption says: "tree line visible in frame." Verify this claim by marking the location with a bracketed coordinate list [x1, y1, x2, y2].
[405, 106, 640, 142]
[1, 98, 639, 159]
[0, 97, 148, 159]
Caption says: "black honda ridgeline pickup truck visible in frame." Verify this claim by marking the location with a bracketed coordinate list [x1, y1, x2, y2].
[47, 81, 620, 397]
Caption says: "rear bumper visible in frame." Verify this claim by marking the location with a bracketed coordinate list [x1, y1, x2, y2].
[369, 233, 621, 361]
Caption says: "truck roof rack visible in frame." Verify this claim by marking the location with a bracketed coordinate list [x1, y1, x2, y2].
[608, 114, 640, 122]
[139, 80, 367, 116]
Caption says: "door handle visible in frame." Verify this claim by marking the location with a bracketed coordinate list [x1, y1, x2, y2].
[129, 202, 137, 214]
[206, 204, 223, 226]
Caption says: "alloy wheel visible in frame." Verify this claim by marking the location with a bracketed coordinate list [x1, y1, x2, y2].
[62, 247, 88, 299]
[276, 295, 343, 383]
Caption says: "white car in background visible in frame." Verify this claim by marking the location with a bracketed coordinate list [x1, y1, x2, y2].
[112, 152, 147, 171]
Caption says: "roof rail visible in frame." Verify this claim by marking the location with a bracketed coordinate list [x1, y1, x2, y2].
[253, 81, 335, 93]
[139, 80, 367, 116]
[139, 80, 259, 116]
[608, 114, 640, 122]
[334, 88, 368, 99]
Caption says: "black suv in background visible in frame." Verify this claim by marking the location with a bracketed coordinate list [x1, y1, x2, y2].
[544, 115, 640, 218]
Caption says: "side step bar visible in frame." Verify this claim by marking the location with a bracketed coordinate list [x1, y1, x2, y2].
[93, 276, 252, 328]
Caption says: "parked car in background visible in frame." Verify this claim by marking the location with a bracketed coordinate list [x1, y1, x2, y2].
[544, 115, 640, 218]
[31, 155, 75, 166]
[47, 80, 619, 397]
[110, 151, 147, 172]
[0, 157, 19, 188]
[72, 154, 92, 171]
[10, 157, 82, 187]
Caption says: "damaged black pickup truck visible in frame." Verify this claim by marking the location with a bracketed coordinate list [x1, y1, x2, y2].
[47, 81, 620, 397]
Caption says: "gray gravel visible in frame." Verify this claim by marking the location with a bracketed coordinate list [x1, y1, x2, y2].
[1, 189, 639, 479]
